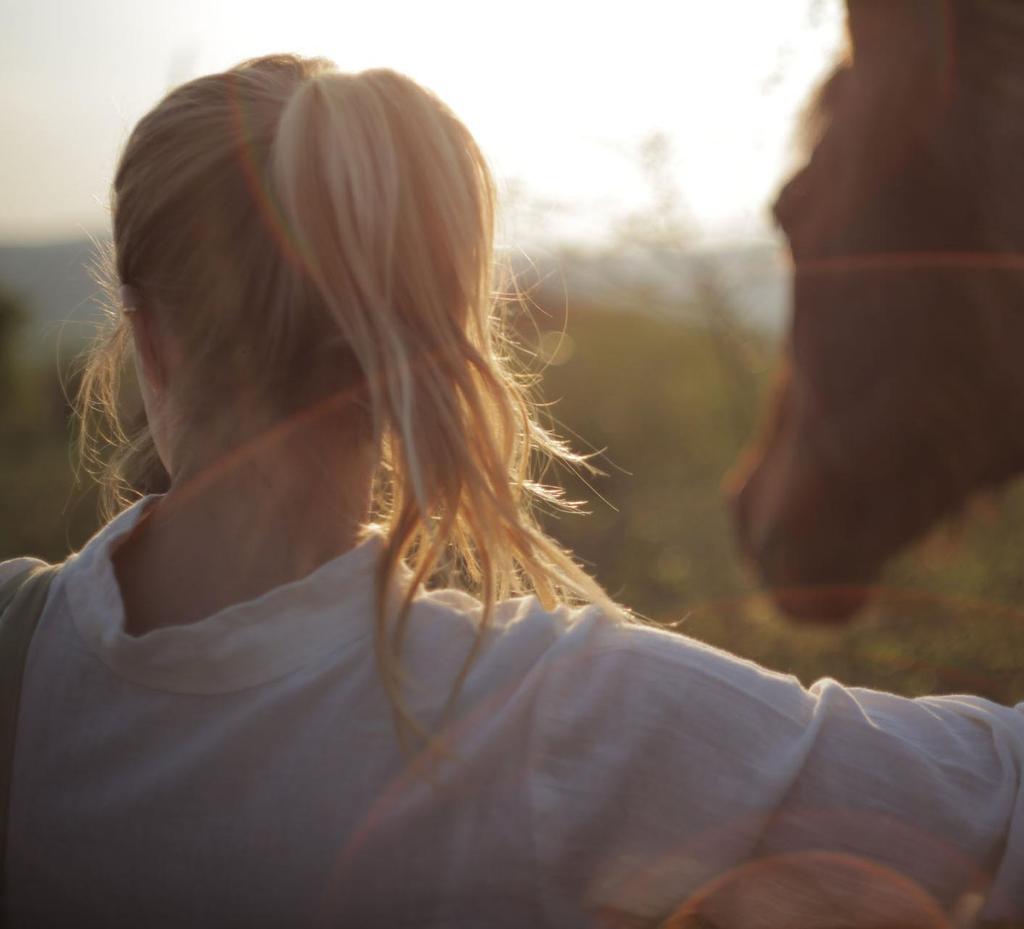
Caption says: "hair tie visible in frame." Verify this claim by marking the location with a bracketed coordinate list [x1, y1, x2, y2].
[119, 284, 140, 314]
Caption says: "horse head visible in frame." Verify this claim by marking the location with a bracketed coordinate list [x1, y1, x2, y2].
[730, 0, 1024, 621]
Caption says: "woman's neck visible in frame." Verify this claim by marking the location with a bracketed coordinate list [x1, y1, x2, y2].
[112, 413, 376, 636]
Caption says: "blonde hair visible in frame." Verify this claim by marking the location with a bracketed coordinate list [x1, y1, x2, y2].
[78, 54, 619, 747]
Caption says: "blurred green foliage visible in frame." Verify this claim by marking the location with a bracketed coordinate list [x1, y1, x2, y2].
[0, 284, 98, 564]
[523, 298, 768, 620]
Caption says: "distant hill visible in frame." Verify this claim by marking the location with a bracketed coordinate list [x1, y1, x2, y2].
[0, 236, 788, 360]
[0, 238, 106, 358]
[511, 241, 788, 333]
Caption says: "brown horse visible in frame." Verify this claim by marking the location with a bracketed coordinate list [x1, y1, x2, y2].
[730, 0, 1024, 621]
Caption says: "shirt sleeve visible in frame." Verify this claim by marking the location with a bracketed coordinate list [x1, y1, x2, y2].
[528, 610, 1024, 927]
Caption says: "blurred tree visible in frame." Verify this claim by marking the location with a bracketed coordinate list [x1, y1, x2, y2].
[0, 279, 99, 563]
[0, 284, 28, 413]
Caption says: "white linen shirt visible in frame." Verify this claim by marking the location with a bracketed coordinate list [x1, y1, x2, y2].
[3, 496, 1024, 927]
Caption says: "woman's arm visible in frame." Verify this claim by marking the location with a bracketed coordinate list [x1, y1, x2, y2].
[528, 610, 1024, 926]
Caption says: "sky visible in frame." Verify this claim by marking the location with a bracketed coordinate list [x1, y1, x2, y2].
[0, 0, 845, 247]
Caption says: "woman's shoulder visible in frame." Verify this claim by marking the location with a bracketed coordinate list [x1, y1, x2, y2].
[483, 595, 809, 698]
[410, 585, 812, 724]
[525, 605, 818, 737]
[0, 557, 49, 589]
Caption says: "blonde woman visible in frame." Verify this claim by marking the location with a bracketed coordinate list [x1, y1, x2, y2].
[1, 54, 1022, 928]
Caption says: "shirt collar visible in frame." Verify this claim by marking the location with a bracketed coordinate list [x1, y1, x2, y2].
[62, 495, 385, 694]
